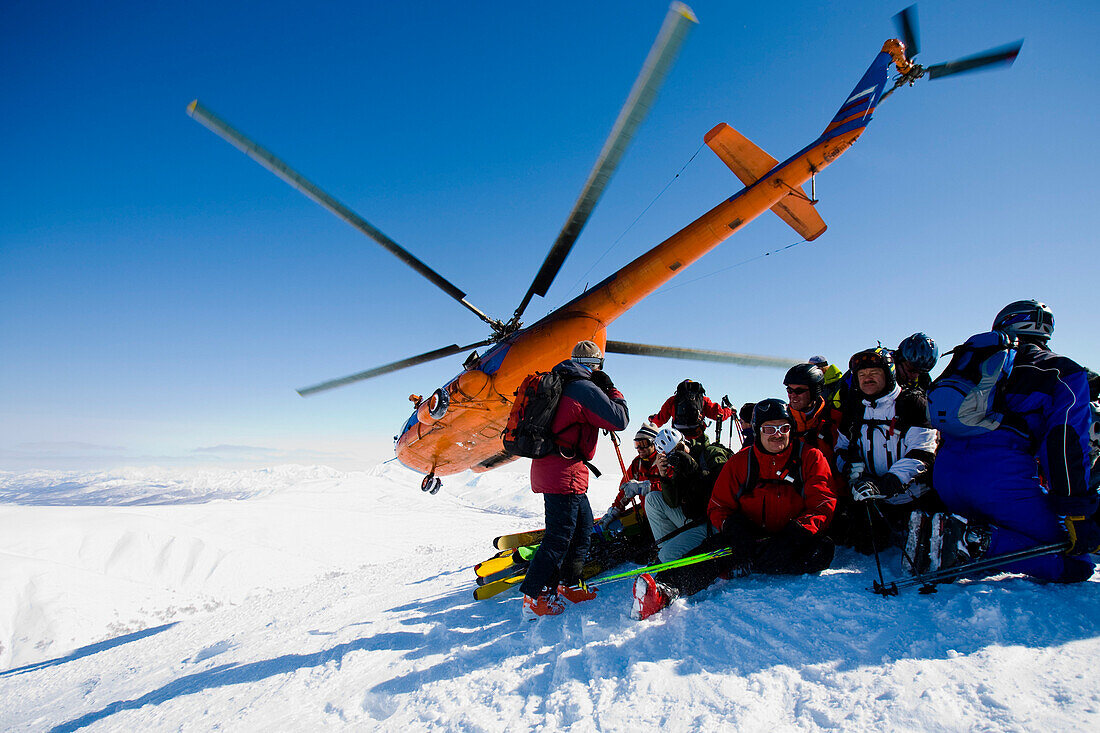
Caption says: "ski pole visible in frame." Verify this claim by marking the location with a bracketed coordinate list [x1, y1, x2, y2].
[865, 502, 888, 593]
[608, 430, 627, 476]
[872, 541, 1070, 595]
[588, 546, 733, 586]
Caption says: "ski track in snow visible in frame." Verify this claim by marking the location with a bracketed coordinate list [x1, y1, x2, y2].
[0, 464, 1098, 731]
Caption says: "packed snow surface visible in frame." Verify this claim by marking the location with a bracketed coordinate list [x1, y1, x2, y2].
[1, 463, 1098, 731]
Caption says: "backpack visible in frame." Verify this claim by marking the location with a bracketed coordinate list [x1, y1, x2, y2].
[927, 331, 1027, 439]
[674, 380, 707, 428]
[501, 370, 578, 459]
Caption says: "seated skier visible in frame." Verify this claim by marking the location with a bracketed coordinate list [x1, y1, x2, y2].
[643, 426, 731, 564]
[630, 399, 836, 620]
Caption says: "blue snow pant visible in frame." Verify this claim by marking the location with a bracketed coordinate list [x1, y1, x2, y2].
[934, 434, 1093, 582]
[519, 493, 594, 597]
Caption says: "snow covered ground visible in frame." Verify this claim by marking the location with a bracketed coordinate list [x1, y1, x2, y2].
[1, 462, 1098, 731]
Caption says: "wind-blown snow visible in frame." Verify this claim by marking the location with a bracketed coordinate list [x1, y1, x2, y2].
[1, 463, 1097, 731]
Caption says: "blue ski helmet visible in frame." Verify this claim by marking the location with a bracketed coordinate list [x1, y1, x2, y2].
[897, 333, 939, 372]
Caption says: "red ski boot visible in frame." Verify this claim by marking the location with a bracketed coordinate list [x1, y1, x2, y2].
[557, 580, 598, 604]
[522, 591, 566, 622]
[630, 573, 671, 620]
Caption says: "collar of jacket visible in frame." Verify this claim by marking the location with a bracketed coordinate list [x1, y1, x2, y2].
[752, 441, 795, 477]
[861, 383, 901, 410]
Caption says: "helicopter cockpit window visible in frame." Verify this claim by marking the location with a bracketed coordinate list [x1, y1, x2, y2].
[463, 351, 480, 371]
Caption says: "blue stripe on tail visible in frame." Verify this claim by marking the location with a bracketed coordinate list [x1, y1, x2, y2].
[820, 51, 893, 142]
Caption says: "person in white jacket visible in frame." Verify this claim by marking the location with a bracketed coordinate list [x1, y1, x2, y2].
[830, 348, 941, 554]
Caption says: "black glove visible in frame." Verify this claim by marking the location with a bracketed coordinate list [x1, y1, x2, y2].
[719, 514, 763, 556]
[1064, 515, 1100, 555]
[589, 369, 615, 393]
[754, 522, 813, 573]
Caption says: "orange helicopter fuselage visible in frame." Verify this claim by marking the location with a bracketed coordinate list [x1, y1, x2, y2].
[396, 48, 895, 477]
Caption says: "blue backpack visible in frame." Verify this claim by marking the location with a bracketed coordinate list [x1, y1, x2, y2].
[927, 331, 1026, 439]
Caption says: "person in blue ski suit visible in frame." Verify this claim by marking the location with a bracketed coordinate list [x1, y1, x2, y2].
[933, 300, 1098, 582]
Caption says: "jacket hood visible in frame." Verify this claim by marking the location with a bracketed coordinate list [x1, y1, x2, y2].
[553, 359, 596, 379]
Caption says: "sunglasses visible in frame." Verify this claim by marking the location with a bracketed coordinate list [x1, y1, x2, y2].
[785, 386, 810, 395]
[759, 424, 792, 436]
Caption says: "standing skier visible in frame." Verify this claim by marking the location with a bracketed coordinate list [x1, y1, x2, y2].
[520, 340, 629, 620]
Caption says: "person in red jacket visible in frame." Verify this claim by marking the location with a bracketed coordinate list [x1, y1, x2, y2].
[649, 379, 733, 439]
[601, 421, 662, 521]
[631, 399, 836, 620]
[521, 340, 630, 621]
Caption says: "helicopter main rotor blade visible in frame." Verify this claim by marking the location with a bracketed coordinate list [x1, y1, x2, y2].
[926, 41, 1023, 79]
[510, 2, 698, 323]
[892, 4, 920, 59]
[605, 340, 797, 369]
[297, 339, 493, 396]
[187, 101, 503, 332]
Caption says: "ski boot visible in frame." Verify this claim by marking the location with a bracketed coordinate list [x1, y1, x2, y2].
[903, 511, 932, 575]
[557, 579, 598, 604]
[521, 591, 565, 622]
[928, 513, 991, 573]
[630, 573, 674, 621]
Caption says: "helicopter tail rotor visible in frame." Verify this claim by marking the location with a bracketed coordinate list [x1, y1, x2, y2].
[881, 4, 1021, 100]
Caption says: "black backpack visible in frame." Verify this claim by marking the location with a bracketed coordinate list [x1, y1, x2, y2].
[675, 380, 707, 428]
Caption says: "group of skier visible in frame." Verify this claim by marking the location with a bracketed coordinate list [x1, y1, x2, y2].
[515, 299, 1099, 622]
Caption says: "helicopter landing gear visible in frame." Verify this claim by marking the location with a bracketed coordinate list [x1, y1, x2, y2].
[421, 473, 442, 494]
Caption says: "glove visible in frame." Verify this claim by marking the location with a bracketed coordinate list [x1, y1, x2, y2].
[636, 479, 653, 499]
[851, 477, 885, 502]
[589, 369, 615, 393]
[846, 461, 866, 485]
[620, 480, 649, 501]
[1063, 515, 1100, 555]
[597, 509, 623, 534]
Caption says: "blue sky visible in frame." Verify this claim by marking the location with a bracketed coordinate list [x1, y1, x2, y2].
[2, 0, 1097, 471]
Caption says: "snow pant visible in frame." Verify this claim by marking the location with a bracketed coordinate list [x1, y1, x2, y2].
[654, 522, 834, 598]
[935, 435, 1093, 583]
[520, 492, 594, 597]
[645, 490, 711, 563]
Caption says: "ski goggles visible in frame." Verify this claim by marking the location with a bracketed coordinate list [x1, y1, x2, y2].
[759, 424, 792, 436]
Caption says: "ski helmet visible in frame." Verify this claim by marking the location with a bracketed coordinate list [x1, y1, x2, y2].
[751, 398, 794, 434]
[993, 300, 1054, 342]
[849, 348, 897, 400]
[897, 332, 939, 372]
[784, 363, 825, 398]
[655, 427, 684, 456]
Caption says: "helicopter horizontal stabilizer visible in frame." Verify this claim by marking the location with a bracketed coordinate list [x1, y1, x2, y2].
[704, 123, 826, 241]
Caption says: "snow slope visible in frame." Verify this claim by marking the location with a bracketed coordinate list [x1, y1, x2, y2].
[1, 464, 1099, 731]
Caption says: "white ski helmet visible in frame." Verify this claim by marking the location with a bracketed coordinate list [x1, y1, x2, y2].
[655, 427, 684, 455]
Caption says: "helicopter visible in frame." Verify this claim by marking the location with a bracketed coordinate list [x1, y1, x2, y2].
[188, 4, 1021, 494]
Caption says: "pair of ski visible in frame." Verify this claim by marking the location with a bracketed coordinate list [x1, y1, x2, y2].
[874, 540, 1070, 595]
[472, 508, 647, 601]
